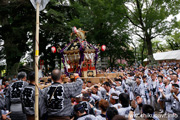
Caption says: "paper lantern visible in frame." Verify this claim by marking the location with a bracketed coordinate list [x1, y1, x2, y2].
[72, 26, 78, 33]
[101, 45, 106, 51]
[51, 46, 56, 53]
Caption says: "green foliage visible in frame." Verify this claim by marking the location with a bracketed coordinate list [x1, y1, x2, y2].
[31, 0, 135, 69]
[0, 0, 35, 76]
[69, 0, 134, 67]
[135, 39, 147, 65]
[0, 0, 144, 74]
[136, 39, 169, 65]
[35, 0, 77, 72]
[123, 0, 180, 64]
[118, 63, 126, 68]
[165, 33, 180, 50]
[1, 0, 180, 73]
[152, 40, 167, 52]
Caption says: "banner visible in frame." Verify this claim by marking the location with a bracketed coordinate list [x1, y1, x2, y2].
[30, 0, 50, 11]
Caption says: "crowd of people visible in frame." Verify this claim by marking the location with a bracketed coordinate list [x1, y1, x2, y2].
[0, 61, 179, 120]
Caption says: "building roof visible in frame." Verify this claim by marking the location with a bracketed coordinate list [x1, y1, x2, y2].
[144, 49, 180, 62]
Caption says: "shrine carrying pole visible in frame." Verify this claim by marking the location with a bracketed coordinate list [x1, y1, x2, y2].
[30, 0, 50, 119]
[34, 2, 40, 120]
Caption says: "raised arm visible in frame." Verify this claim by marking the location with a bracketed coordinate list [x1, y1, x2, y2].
[159, 88, 166, 99]
[65, 73, 83, 97]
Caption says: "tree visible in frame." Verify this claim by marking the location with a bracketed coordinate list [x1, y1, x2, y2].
[0, 0, 135, 76]
[69, 0, 134, 67]
[0, 0, 76, 74]
[135, 39, 147, 65]
[166, 32, 180, 50]
[123, 0, 180, 65]
[0, 0, 35, 76]
[152, 40, 166, 52]
[136, 39, 167, 65]
[36, 0, 74, 72]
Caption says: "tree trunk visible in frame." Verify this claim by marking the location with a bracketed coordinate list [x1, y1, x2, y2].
[146, 38, 156, 66]
[131, 42, 137, 64]
[112, 57, 115, 67]
[134, 46, 136, 63]
[4, 37, 21, 77]
[141, 40, 145, 65]
[6, 62, 20, 77]
[6, 55, 21, 77]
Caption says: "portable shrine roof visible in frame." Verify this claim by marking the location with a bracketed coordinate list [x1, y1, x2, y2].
[63, 40, 95, 54]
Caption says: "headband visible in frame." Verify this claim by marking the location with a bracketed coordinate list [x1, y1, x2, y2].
[172, 86, 179, 89]
[112, 96, 119, 100]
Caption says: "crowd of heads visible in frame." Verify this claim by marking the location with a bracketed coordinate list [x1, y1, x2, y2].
[0, 60, 179, 120]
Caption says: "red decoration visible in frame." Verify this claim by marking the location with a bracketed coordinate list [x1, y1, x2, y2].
[82, 61, 88, 71]
[67, 61, 71, 64]
[81, 41, 87, 49]
[51, 46, 56, 53]
[101, 45, 106, 51]
[40, 60, 44, 65]
[89, 60, 95, 70]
